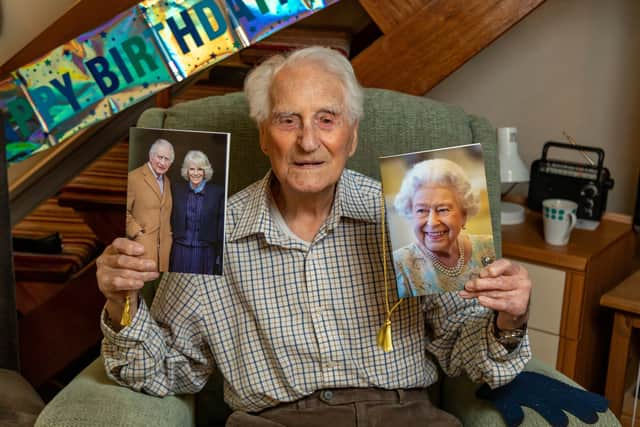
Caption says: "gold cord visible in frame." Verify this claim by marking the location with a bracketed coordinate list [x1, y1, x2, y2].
[120, 294, 131, 327]
[376, 196, 403, 352]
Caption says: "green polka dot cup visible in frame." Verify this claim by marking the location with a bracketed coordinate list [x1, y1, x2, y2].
[542, 199, 578, 246]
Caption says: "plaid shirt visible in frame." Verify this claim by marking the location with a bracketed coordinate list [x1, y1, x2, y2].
[102, 169, 530, 412]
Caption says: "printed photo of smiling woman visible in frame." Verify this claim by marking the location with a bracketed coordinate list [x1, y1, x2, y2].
[381, 148, 496, 297]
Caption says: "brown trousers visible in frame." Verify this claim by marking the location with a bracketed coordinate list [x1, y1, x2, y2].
[226, 388, 462, 427]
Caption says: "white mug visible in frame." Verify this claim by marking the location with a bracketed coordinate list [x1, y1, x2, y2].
[542, 199, 578, 246]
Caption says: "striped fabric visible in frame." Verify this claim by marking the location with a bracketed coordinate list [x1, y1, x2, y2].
[101, 169, 530, 412]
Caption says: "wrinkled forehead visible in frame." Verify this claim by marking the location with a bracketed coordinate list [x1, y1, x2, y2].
[270, 63, 346, 114]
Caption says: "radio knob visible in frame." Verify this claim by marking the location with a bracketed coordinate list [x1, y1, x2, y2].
[584, 198, 595, 209]
[581, 183, 599, 198]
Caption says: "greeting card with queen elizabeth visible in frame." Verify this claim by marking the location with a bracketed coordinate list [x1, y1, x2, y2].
[380, 143, 496, 297]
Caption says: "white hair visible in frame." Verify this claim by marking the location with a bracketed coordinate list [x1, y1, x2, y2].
[243, 46, 364, 125]
[149, 138, 175, 163]
[180, 150, 213, 182]
[394, 158, 480, 218]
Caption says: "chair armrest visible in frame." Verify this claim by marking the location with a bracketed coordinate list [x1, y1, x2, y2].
[0, 369, 44, 425]
[36, 356, 195, 427]
[439, 358, 621, 427]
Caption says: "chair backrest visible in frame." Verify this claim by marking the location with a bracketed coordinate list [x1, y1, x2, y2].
[138, 88, 502, 255]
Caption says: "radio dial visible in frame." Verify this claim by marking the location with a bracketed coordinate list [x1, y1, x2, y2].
[580, 183, 599, 198]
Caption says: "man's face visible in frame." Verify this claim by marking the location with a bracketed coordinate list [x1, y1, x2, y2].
[149, 144, 173, 176]
[260, 62, 358, 200]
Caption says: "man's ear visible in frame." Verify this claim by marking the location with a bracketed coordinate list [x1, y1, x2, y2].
[259, 124, 269, 155]
[348, 120, 359, 157]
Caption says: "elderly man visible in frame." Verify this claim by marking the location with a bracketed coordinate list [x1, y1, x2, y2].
[126, 138, 174, 272]
[98, 47, 531, 426]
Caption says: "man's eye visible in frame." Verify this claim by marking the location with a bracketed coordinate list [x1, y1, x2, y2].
[276, 116, 298, 128]
[316, 114, 336, 128]
[437, 207, 450, 214]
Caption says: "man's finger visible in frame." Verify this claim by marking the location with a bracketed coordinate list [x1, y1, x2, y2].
[465, 276, 513, 292]
[111, 275, 147, 291]
[106, 266, 159, 286]
[102, 252, 157, 272]
[480, 258, 521, 278]
[459, 289, 517, 300]
[111, 237, 146, 256]
[98, 264, 159, 293]
[476, 295, 524, 314]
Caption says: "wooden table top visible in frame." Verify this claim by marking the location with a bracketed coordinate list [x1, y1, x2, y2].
[502, 209, 633, 271]
[600, 269, 640, 315]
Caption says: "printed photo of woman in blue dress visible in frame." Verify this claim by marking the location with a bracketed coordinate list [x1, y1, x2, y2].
[170, 150, 225, 275]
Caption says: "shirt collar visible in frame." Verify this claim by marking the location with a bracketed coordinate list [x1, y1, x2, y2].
[229, 171, 275, 243]
[333, 169, 378, 224]
[230, 169, 377, 243]
[190, 180, 206, 193]
[147, 162, 162, 180]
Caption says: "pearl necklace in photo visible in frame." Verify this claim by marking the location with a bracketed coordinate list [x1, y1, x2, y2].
[421, 237, 465, 278]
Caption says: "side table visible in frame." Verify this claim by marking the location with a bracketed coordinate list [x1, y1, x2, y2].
[502, 209, 635, 393]
[601, 270, 640, 425]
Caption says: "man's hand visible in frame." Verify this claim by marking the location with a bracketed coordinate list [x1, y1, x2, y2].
[96, 238, 159, 329]
[459, 258, 531, 330]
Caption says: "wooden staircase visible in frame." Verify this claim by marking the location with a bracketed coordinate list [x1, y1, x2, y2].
[3, 0, 545, 397]
[13, 199, 100, 313]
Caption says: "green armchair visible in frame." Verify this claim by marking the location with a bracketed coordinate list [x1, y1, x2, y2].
[36, 89, 620, 427]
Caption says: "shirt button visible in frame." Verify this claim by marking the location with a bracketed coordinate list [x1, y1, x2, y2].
[321, 390, 334, 400]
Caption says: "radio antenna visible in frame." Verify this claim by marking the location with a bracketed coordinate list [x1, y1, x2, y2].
[562, 131, 595, 166]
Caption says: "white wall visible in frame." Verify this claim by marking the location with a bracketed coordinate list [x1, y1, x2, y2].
[0, 0, 76, 65]
[427, 0, 640, 215]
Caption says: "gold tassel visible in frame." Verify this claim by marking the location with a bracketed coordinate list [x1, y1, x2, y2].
[377, 196, 403, 353]
[120, 294, 131, 327]
[377, 319, 393, 352]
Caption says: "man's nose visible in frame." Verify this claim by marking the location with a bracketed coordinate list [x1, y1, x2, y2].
[297, 123, 319, 152]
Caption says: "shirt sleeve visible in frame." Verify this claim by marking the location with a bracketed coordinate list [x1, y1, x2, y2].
[424, 292, 531, 389]
[101, 273, 214, 396]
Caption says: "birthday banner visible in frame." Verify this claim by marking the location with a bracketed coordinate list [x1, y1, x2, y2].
[1, 0, 338, 164]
